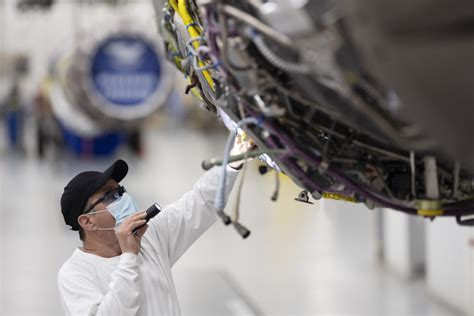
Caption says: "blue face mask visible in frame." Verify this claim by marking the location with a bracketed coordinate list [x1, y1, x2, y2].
[105, 192, 140, 227]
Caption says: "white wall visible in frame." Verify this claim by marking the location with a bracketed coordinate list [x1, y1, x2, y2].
[383, 209, 474, 314]
[426, 218, 474, 315]
[320, 199, 378, 264]
[383, 209, 426, 279]
[384, 210, 410, 277]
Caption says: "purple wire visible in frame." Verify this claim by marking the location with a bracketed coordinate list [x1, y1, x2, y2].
[265, 112, 474, 214]
[272, 123, 416, 212]
[265, 138, 325, 194]
[325, 167, 416, 213]
[243, 104, 418, 213]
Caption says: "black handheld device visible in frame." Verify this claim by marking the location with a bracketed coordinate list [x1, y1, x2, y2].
[133, 203, 161, 234]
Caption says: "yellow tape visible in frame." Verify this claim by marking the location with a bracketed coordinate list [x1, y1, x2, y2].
[417, 209, 444, 217]
[168, 0, 178, 12]
[322, 192, 357, 203]
[415, 200, 443, 217]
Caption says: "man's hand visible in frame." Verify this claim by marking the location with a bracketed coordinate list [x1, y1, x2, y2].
[228, 133, 255, 169]
[115, 211, 149, 255]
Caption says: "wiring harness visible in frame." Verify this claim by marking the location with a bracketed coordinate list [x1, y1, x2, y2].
[156, 0, 474, 233]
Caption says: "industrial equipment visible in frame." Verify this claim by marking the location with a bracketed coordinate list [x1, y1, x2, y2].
[153, 0, 474, 229]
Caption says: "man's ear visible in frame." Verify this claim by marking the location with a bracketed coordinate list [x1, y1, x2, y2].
[78, 214, 97, 232]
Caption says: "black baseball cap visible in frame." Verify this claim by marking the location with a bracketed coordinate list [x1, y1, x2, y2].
[61, 159, 128, 231]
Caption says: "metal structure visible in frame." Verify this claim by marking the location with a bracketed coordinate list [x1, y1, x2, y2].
[153, 0, 474, 228]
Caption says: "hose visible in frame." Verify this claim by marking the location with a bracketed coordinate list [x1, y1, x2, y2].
[250, 31, 313, 75]
[214, 117, 261, 212]
[232, 159, 248, 222]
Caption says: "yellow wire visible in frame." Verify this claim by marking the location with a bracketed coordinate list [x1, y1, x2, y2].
[168, 0, 178, 13]
[322, 192, 357, 203]
[177, 0, 215, 90]
[190, 86, 203, 100]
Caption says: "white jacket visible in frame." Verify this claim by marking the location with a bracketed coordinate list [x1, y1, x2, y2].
[58, 166, 239, 315]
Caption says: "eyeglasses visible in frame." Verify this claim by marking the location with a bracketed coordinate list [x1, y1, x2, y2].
[83, 186, 126, 214]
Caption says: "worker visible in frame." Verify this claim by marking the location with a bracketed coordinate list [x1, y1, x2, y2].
[57, 139, 247, 315]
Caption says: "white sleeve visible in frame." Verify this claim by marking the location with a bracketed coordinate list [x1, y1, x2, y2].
[148, 166, 239, 266]
[58, 253, 141, 316]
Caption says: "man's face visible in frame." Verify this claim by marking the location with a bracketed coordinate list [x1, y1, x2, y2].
[84, 179, 120, 230]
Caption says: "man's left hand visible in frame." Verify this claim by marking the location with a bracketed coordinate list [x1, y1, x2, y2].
[228, 133, 254, 169]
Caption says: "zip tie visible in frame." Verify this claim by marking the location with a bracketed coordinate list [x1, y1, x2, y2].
[186, 22, 198, 30]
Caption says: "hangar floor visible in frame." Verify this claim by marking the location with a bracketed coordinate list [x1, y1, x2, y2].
[0, 126, 460, 316]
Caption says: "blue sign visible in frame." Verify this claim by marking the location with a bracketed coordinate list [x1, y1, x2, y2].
[91, 35, 161, 106]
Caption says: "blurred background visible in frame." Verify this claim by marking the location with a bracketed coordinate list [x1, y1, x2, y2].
[0, 0, 473, 315]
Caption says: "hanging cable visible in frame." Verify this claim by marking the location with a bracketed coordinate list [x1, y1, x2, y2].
[214, 117, 261, 226]
[271, 169, 280, 201]
[232, 161, 247, 222]
[248, 30, 313, 74]
[231, 151, 251, 238]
